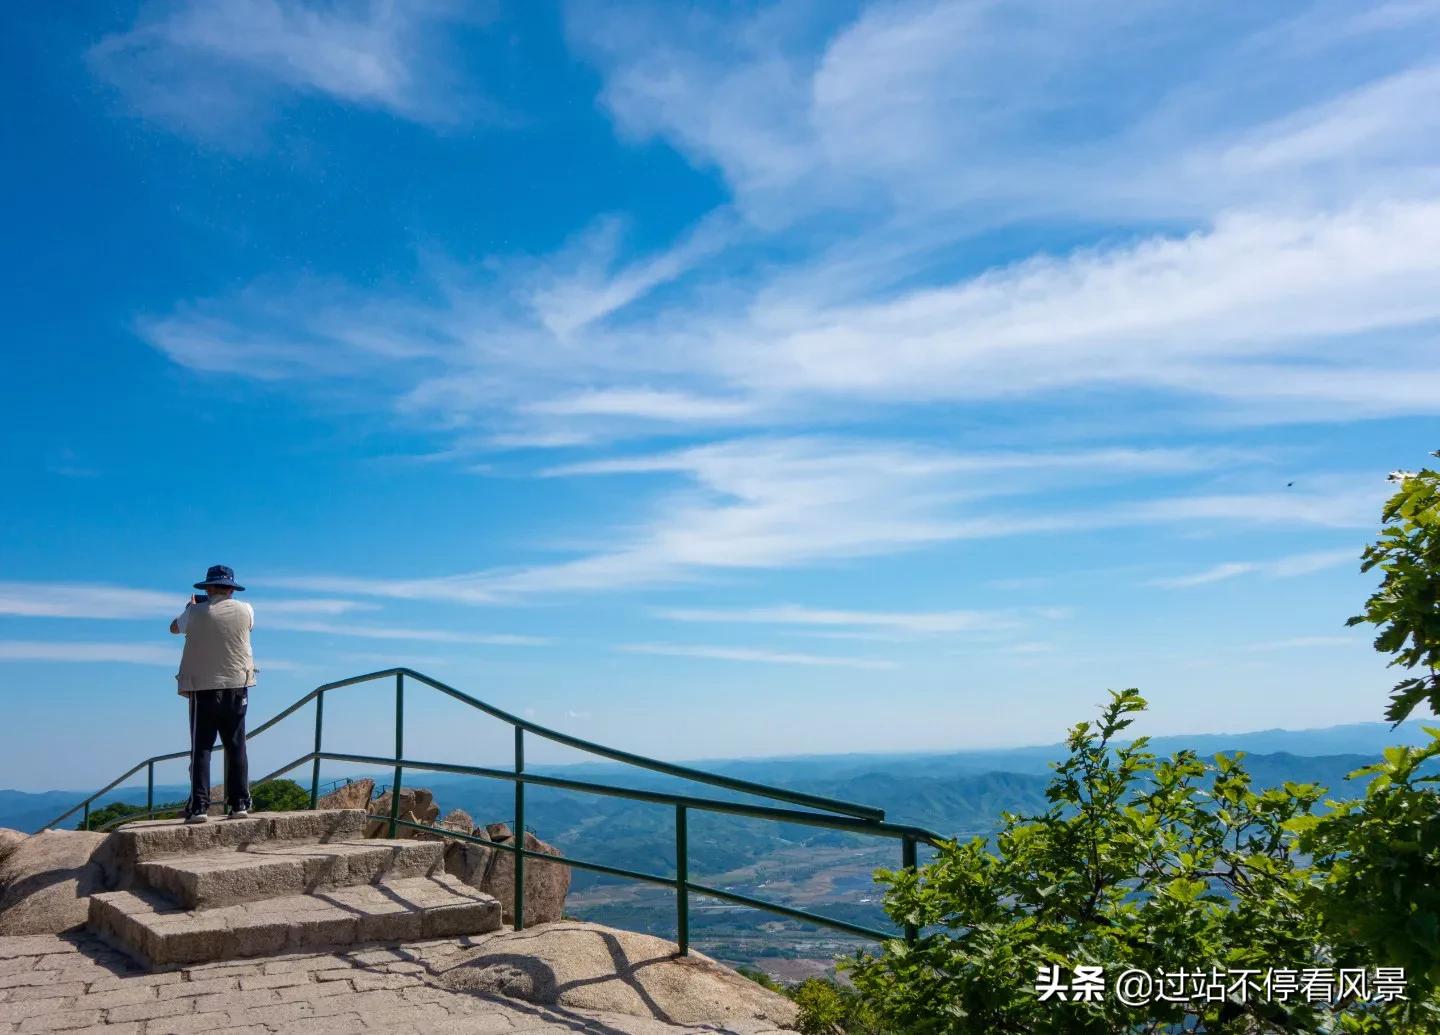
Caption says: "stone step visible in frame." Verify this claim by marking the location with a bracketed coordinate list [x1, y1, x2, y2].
[136, 838, 444, 909]
[90, 874, 502, 968]
[111, 809, 369, 864]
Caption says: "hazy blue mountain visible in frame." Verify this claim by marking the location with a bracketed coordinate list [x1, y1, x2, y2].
[0, 786, 190, 835]
[506, 719, 1435, 787]
[3, 715, 1431, 838]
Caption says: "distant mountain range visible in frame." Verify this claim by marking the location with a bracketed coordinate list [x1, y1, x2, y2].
[5, 716, 1432, 857]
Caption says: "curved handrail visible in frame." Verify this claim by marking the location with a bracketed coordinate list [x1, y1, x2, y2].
[43, 667, 887, 831]
[55, 666, 947, 950]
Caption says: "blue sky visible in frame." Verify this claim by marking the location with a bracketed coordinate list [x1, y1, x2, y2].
[1, 1, 1437, 791]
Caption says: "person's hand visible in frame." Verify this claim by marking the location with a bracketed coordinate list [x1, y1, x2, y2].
[188, 594, 197, 607]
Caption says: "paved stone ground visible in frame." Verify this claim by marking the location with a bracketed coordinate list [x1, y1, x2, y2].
[0, 934, 789, 1035]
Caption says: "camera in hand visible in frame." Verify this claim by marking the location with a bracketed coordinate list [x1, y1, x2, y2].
[192, 593, 208, 604]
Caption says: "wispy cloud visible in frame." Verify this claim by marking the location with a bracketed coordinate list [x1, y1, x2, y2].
[267, 440, 1307, 604]
[88, 0, 490, 143]
[655, 604, 1017, 634]
[0, 640, 305, 670]
[135, 198, 1440, 444]
[1150, 548, 1359, 588]
[268, 441, 1379, 605]
[0, 641, 178, 665]
[261, 599, 380, 616]
[617, 643, 896, 670]
[0, 582, 373, 620]
[574, 1, 1440, 223]
[265, 618, 546, 646]
[124, 5, 1440, 442]
[524, 388, 756, 423]
[0, 583, 178, 620]
[1244, 635, 1361, 652]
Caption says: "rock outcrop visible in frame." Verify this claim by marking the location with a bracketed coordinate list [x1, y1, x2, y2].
[316, 777, 374, 811]
[385, 807, 571, 925]
[0, 829, 116, 935]
[476, 824, 571, 926]
[416, 808, 474, 842]
[443, 838, 496, 889]
[365, 787, 439, 837]
[439, 919, 799, 1028]
[0, 828, 26, 867]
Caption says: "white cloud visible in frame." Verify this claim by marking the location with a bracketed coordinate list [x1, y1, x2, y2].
[730, 203, 1440, 410]
[137, 200, 1440, 439]
[0, 583, 179, 620]
[106, 0, 1439, 624]
[126, 3, 1440, 438]
[525, 389, 755, 423]
[259, 599, 379, 616]
[0, 641, 304, 670]
[265, 618, 546, 646]
[655, 604, 1016, 634]
[268, 440, 1377, 604]
[573, 1, 1440, 223]
[618, 643, 896, 669]
[1151, 548, 1359, 588]
[1244, 635, 1360, 651]
[89, 0, 487, 142]
[0, 641, 177, 665]
[0, 582, 373, 620]
[526, 212, 737, 339]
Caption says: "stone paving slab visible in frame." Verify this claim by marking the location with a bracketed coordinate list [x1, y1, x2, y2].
[0, 932, 790, 1034]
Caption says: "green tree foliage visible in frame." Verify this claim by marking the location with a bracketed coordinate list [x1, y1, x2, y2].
[790, 978, 888, 1035]
[78, 799, 181, 830]
[1292, 735, 1440, 993]
[250, 778, 311, 812]
[839, 453, 1440, 1033]
[75, 776, 310, 831]
[737, 966, 786, 992]
[846, 691, 1351, 1033]
[1349, 453, 1440, 722]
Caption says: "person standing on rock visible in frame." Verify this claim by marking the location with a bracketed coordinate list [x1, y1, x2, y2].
[169, 564, 256, 824]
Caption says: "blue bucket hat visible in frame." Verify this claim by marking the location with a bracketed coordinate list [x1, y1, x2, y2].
[194, 564, 245, 592]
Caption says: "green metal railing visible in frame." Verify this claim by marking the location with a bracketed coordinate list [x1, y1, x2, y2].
[43, 668, 946, 952]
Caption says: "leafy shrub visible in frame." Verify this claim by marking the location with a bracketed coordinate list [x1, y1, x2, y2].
[737, 965, 786, 992]
[840, 454, 1440, 1033]
[78, 799, 181, 830]
[791, 978, 889, 1035]
[846, 691, 1345, 1033]
[1350, 453, 1440, 722]
[250, 778, 311, 813]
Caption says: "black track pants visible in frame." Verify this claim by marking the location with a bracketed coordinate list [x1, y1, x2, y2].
[186, 688, 250, 815]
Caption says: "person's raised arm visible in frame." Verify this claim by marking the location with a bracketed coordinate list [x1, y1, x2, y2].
[170, 594, 196, 635]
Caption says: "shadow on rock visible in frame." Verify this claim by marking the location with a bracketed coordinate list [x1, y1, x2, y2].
[436, 919, 798, 1030]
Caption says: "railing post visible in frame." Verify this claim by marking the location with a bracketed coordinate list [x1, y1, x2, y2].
[513, 726, 525, 930]
[388, 673, 404, 839]
[902, 836, 918, 945]
[676, 805, 689, 956]
[146, 762, 154, 814]
[82, 802, 89, 832]
[310, 689, 325, 809]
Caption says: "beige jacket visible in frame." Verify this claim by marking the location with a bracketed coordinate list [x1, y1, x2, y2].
[174, 598, 257, 695]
